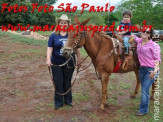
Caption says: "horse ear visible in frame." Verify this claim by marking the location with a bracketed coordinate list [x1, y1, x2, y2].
[80, 18, 91, 26]
[74, 15, 80, 25]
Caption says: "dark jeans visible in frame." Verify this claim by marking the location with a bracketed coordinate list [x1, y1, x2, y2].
[51, 65, 75, 107]
[138, 66, 159, 114]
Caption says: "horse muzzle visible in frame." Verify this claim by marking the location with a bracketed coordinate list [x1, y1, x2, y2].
[62, 48, 73, 59]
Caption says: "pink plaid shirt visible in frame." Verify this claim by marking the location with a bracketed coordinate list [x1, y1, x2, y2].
[134, 36, 161, 68]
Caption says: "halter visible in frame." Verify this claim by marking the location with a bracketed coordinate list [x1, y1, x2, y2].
[74, 31, 87, 48]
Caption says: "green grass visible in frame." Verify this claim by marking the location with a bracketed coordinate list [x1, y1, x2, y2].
[36, 103, 46, 112]
[88, 113, 100, 122]
[80, 48, 88, 57]
[73, 92, 91, 104]
[158, 41, 163, 54]
[37, 31, 53, 37]
[0, 31, 47, 46]
[12, 30, 52, 37]
[46, 102, 54, 108]
[119, 82, 132, 89]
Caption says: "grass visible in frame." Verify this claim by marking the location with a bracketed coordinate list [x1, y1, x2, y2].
[36, 103, 46, 112]
[80, 48, 88, 57]
[0, 31, 47, 46]
[37, 31, 53, 37]
[107, 98, 118, 105]
[119, 82, 132, 89]
[12, 30, 52, 37]
[88, 113, 100, 122]
[73, 92, 91, 104]
[71, 117, 78, 122]
[46, 102, 54, 108]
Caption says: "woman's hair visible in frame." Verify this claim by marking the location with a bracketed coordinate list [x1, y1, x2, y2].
[122, 10, 132, 18]
[54, 20, 70, 35]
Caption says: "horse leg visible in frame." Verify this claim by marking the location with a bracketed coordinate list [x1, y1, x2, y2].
[150, 81, 156, 100]
[100, 73, 109, 109]
[130, 70, 140, 98]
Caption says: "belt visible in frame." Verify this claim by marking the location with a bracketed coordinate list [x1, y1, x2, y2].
[140, 66, 154, 69]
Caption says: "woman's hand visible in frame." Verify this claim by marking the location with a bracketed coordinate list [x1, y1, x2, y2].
[148, 71, 156, 79]
[149, 61, 160, 79]
[46, 47, 53, 67]
[46, 60, 52, 67]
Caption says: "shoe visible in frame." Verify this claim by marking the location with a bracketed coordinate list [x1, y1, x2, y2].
[124, 53, 129, 56]
[136, 112, 146, 116]
[54, 106, 59, 110]
[124, 47, 129, 55]
[65, 103, 73, 106]
[54, 105, 63, 110]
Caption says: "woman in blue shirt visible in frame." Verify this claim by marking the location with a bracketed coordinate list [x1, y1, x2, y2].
[46, 14, 81, 110]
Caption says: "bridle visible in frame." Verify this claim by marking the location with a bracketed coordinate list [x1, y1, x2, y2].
[74, 31, 87, 49]
[49, 29, 116, 95]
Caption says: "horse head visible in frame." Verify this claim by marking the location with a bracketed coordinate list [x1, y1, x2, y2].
[62, 16, 91, 58]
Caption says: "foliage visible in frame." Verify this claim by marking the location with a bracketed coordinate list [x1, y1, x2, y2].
[79, 13, 105, 26]
[115, 0, 163, 29]
[30, 0, 57, 6]
[0, 0, 56, 26]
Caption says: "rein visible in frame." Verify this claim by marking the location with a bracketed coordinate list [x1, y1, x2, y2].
[50, 56, 72, 67]
[73, 31, 114, 79]
[48, 54, 80, 96]
[48, 31, 115, 95]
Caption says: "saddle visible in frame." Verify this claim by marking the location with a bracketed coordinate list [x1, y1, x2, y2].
[112, 34, 139, 71]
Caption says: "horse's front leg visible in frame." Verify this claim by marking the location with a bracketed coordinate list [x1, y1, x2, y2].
[100, 73, 109, 109]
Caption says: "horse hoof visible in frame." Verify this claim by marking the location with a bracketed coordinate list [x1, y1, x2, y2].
[150, 96, 155, 101]
[130, 94, 136, 99]
[100, 104, 104, 110]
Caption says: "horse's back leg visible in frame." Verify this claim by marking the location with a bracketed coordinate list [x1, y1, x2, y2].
[150, 81, 156, 100]
[130, 70, 140, 98]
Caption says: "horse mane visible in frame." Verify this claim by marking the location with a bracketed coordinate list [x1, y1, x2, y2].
[87, 24, 111, 40]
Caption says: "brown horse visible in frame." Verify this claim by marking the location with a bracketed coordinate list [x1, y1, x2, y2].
[62, 17, 156, 109]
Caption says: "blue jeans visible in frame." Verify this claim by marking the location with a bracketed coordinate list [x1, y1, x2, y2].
[139, 66, 159, 114]
[123, 36, 130, 54]
[51, 64, 75, 107]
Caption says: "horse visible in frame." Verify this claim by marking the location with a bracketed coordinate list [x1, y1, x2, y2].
[62, 17, 156, 109]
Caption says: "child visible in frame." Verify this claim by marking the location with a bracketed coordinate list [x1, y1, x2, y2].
[117, 10, 132, 55]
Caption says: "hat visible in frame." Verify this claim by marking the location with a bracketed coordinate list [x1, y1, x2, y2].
[55, 14, 71, 24]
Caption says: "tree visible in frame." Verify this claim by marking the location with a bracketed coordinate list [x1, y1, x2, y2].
[116, 0, 163, 29]
[105, 13, 118, 26]
[33, 11, 55, 26]
[79, 13, 105, 26]
[0, 0, 32, 26]
[0, 0, 56, 26]
[30, 0, 57, 5]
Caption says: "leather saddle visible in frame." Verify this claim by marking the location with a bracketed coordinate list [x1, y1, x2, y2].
[112, 34, 139, 71]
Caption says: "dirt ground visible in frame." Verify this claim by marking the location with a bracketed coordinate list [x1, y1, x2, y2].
[0, 37, 162, 122]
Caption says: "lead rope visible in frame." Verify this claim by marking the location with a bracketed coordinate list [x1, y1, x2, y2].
[48, 64, 80, 96]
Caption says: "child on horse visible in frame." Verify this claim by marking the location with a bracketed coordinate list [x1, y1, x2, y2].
[117, 10, 132, 55]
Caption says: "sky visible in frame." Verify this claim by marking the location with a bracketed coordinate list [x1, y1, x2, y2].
[53, 0, 122, 10]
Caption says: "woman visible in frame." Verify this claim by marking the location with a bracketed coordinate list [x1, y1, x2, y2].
[46, 14, 81, 110]
[134, 28, 161, 116]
